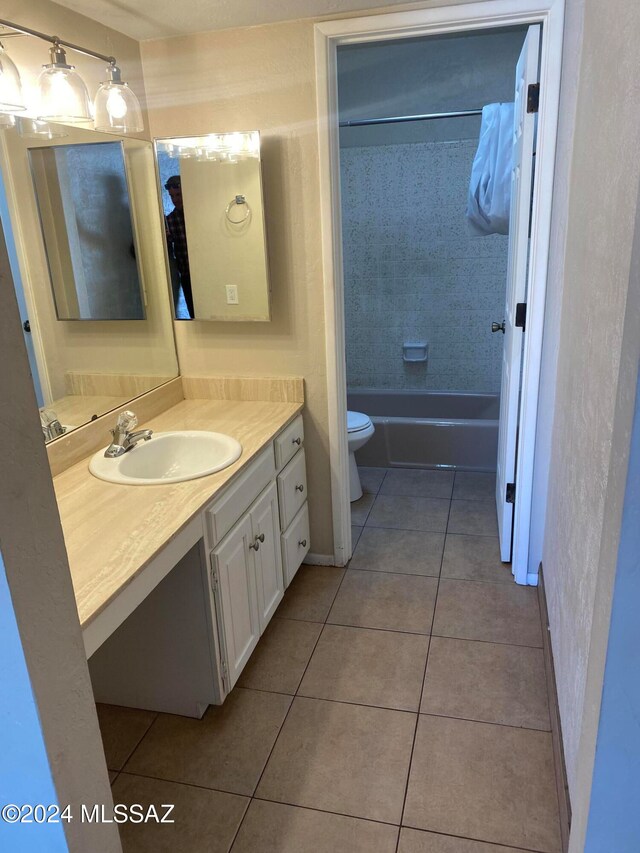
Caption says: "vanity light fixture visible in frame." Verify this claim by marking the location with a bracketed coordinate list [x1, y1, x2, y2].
[0, 18, 144, 133]
[0, 41, 25, 112]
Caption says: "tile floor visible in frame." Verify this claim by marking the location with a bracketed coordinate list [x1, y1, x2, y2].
[97, 467, 562, 853]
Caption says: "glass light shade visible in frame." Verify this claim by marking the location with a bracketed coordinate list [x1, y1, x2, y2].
[18, 118, 68, 140]
[0, 43, 26, 112]
[94, 81, 143, 133]
[37, 63, 93, 123]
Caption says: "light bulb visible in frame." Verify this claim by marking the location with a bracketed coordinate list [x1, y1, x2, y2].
[106, 87, 128, 120]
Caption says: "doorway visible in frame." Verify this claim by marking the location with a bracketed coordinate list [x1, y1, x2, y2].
[315, 0, 565, 584]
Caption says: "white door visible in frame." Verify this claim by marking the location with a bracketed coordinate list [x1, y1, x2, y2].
[211, 514, 260, 689]
[251, 483, 285, 631]
[495, 25, 541, 563]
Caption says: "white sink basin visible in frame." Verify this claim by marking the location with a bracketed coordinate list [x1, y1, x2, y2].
[89, 431, 243, 485]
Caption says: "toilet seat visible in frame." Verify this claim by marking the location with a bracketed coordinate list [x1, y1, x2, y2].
[347, 410, 372, 433]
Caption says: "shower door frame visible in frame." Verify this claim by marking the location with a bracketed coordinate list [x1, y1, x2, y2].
[315, 0, 565, 584]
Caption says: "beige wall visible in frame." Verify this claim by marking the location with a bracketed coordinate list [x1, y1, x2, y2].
[142, 21, 334, 555]
[540, 0, 640, 845]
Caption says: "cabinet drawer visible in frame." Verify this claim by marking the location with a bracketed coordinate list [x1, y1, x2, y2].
[281, 503, 310, 587]
[206, 447, 275, 546]
[274, 415, 304, 471]
[277, 448, 307, 530]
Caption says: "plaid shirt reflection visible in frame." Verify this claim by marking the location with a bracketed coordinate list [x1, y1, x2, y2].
[165, 208, 191, 279]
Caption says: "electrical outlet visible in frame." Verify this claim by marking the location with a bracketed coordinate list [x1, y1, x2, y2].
[225, 285, 239, 305]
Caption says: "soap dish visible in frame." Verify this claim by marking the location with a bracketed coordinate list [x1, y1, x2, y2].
[403, 342, 428, 363]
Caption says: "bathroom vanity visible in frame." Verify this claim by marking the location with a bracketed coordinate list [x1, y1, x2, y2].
[52, 394, 309, 717]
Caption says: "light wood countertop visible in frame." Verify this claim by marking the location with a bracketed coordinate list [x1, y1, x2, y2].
[53, 399, 302, 630]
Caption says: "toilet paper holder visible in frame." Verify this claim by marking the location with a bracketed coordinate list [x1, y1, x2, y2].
[403, 342, 428, 363]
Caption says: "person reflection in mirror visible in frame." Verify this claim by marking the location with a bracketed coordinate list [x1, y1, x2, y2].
[164, 175, 194, 319]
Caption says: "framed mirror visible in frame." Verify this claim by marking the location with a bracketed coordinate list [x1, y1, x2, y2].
[28, 140, 145, 321]
[153, 131, 271, 322]
[0, 117, 179, 442]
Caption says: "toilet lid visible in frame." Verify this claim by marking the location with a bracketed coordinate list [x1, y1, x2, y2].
[347, 411, 372, 433]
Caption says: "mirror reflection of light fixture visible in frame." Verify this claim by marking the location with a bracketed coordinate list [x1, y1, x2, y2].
[0, 18, 144, 134]
[0, 41, 26, 111]
[38, 43, 92, 123]
[18, 118, 68, 140]
[94, 63, 143, 133]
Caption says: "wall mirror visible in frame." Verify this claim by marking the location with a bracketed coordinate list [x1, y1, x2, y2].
[153, 131, 271, 322]
[0, 117, 179, 442]
[28, 140, 145, 321]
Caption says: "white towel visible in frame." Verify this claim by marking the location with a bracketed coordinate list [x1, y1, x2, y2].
[466, 102, 515, 236]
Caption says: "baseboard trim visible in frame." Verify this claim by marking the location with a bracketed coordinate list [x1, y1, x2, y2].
[538, 564, 571, 852]
[304, 552, 341, 567]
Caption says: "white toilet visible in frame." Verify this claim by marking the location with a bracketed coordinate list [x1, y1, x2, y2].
[347, 410, 375, 502]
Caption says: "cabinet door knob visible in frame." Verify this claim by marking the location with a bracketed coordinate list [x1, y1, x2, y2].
[249, 541, 260, 551]
[298, 538, 307, 548]
[292, 437, 301, 446]
[256, 533, 265, 543]
[295, 483, 304, 493]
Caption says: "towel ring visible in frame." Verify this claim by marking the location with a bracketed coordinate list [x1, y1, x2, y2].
[225, 194, 251, 224]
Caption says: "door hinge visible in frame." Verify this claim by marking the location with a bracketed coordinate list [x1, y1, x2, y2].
[527, 83, 540, 113]
[220, 657, 229, 689]
[515, 302, 527, 330]
[506, 482, 516, 504]
[210, 565, 218, 591]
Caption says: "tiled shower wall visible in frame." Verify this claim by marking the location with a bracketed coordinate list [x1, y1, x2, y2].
[341, 139, 508, 392]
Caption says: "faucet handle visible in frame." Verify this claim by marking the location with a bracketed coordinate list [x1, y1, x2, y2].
[116, 410, 138, 432]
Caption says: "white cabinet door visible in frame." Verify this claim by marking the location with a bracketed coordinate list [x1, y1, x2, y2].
[211, 514, 260, 690]
[495, 24, 541, 563]
[251, 482, 284, 631]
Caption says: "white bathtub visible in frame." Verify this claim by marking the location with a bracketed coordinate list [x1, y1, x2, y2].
[347, 389, 499, 472]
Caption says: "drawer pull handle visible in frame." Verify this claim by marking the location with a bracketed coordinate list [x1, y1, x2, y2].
[255, 533, 265, 543]
[298, 538, 307, 548]
[292, 437, 301, 446]
[249, 541, 260, 551]
[295, 483, 304, 493]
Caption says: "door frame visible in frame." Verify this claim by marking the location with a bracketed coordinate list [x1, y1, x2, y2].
[314, 0, 565, 584]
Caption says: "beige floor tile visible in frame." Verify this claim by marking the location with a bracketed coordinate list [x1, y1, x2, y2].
[237, 618, 322, 694]
[351, 493, 376, 525]
[433, 579, 542, 647]
[256, 697, 415, 823]
[404, 716, 562, 852]
[359, 466, 388, 495]
[380, 468, 454, 500]
[350, 527, 444, 577]
[124, 687, 291, 795]
[113, 773, 248, 853]
[447, 500, 498, 537]
[367, 495, 450, 533]
[352, 525, 364, 547]
[380, 468, 454, 499]
[398, 827, 539, 853]
[452, 472, 497, 502]
[232, 800, 399, 853]
[96, 704, 156, 772]
[329, 571, 438, 634]
[421, 637, 550, 730]
[299, 624, 429, 711]
[442, 534, 511, 584]
[276, 565, 345, 622]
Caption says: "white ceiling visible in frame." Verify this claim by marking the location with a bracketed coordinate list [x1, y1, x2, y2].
[51, 0, 410, 41]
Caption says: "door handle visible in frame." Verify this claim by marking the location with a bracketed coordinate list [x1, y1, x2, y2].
[255, 533, 265, 543]
[492, 321, 505, 334]
[295, 483, 304, 493]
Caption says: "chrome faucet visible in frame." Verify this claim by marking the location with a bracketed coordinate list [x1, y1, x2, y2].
[40, 409, 65, 442]
[104, 411, 153, 458]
